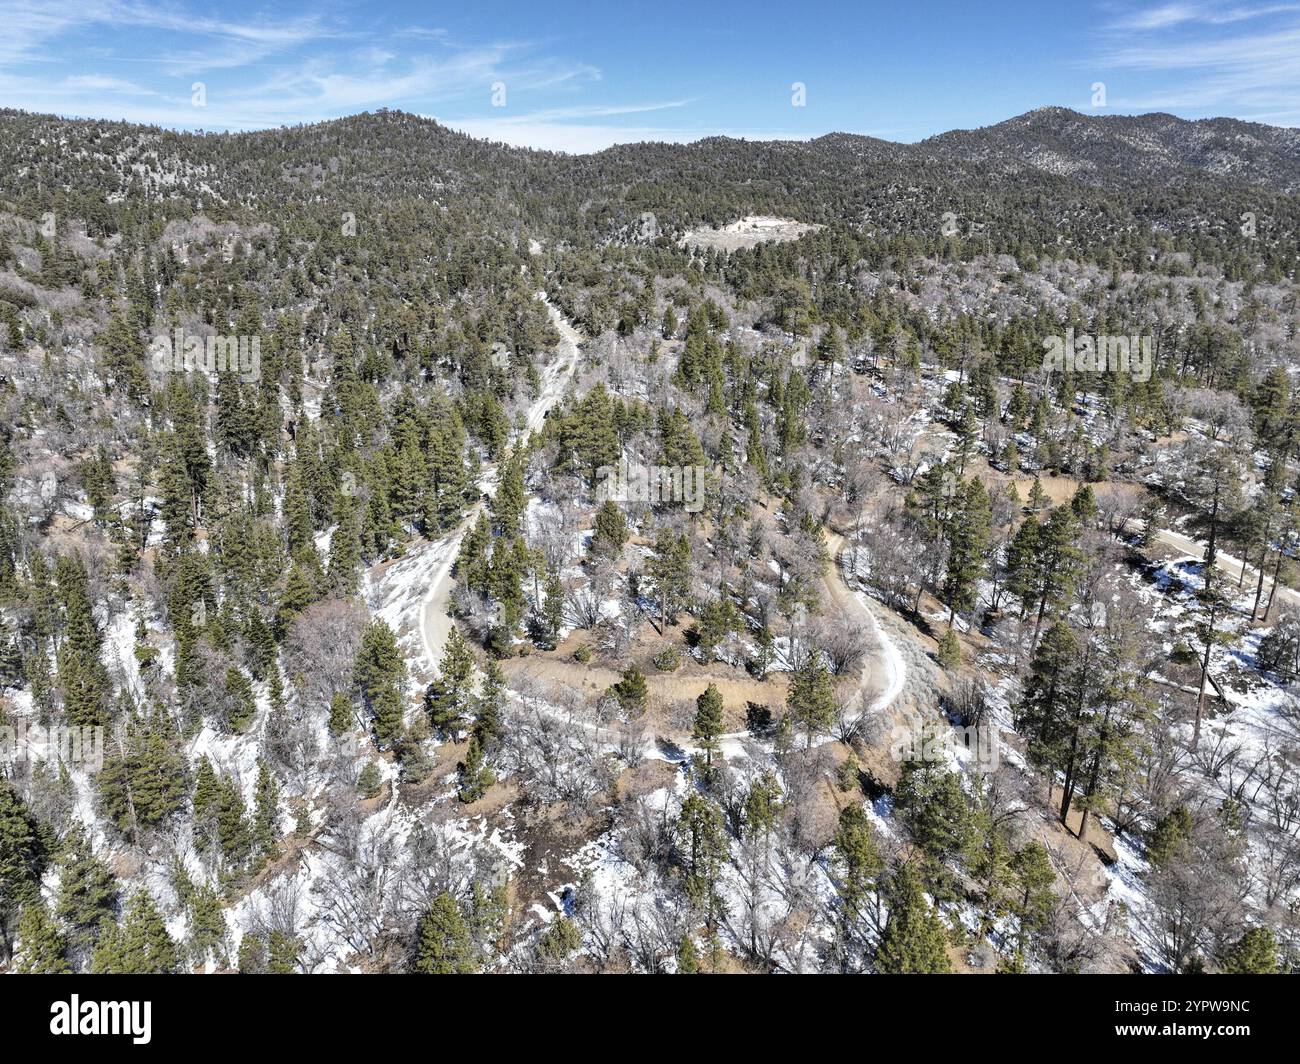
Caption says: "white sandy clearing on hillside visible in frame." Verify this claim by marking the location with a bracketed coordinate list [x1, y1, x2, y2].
[681, 215, 824, 252]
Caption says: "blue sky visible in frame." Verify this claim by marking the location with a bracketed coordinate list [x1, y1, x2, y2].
[2, 1, 1299, 151]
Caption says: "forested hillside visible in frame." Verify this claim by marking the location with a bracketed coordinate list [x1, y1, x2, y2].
[2, 105, 1299, 974]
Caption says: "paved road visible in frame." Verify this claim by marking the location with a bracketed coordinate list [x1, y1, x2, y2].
[1131, 521, 1300, 613]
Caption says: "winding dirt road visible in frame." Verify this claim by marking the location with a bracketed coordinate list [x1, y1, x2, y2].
[822, 530, 907, 721]
[413, 296, 910, 751]
[418, 293, 581, 674]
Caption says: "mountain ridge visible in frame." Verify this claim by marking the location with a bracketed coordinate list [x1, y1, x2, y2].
[2, 104, 1297, 267]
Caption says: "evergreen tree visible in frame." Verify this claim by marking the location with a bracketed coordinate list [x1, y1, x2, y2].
[786, 651, 836, 744]
[275, 560, 317, 638]
[0, 783, 47, 959]
[692, 683, 725, 766]
[1192, 577, 1233, 751]
[54, 553, 110, 728]
[661, 306, 678, 340]
[568, 384, 621, 480]
[266, 929, 300, 973]
[353, 620, 408, 747]
[14, 903, 71, 973]
[283, 465, 316, 563]
[611, 665, 649, 716]
[537, 915, 581, 967]
[1028, 506, 1082, 646]
[875, 864, 951, 974]
[675, 793, 729, 928]
[942, 478, 991, 624]
[237, 932, 268, 974]
[1005, 516, 1040, 618]
[90, 891, 180, 974]
[192, 756, 221, 837]
[832, 804, 883, 967]
[97, 713, 188, 843]
[695, 598, 739, 663]
[254, 759, 280, 858]
[327, 502, 363, 596]
[753, 624, 774, 679]
[647, 531, 691, 625]
[1008, 841, 1056, 960]
[486, 536, 528, 648]
[1027, 477, 1048, 512]
[98, 310, 148, 399]
[491, 451, 528, 540]
[540, 566, 565, 648]
[1146, 805, 1193, 868]
[357, 761, 383, 799]
[591, 500, 629, 557]
[223, 666, 257, 732]
[426, 626, 475, 736]
[953, 403, 978, 475]
[328, 691, 355, 736]
[82, 444, 117, 525]
[474, 658, 506, 748]
[185, 882, 228, 969]
[937, 627, 961, 669]
[1070, 483, 1098, 527]
[1137, 494, 1165, 548]
[216, 775, 253, 868]
[0, 614, 24, 687]
[456, 735, 495, 804]
[742, 772, 782, 840]
[1220, 927, 1279, 974]
[427, 403, 471, 532]
[55, 825, 118, 950]
[454, 512, 492, 594]
[893, 758, 976, 886]
[675, 933, 699, 973]
[1014, 616, 1143, 835]
[412, 892, 476, 973]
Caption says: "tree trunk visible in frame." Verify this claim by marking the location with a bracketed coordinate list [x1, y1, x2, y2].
[1031, 594, 1048, 651]
[1205, 490, 1220, 570]
[1252, 542, 1268, 621]
[1194, 638, 1212, 752]
[1265, 548, 1284, 622]
[1059, 772, 1076, 829]
[1059, 731, 1080, 828]
[1077, 725, 1109, 845]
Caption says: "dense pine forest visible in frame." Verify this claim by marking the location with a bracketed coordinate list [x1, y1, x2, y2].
[2, 105, 1300, 974]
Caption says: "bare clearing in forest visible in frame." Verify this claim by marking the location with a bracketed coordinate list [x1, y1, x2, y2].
[681, 215, 824, 251]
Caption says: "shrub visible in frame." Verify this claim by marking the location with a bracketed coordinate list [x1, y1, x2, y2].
[357, 761, 382, 798]
[653, 644, 680, 671]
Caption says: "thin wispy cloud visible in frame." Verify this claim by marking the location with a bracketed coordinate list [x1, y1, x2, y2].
[0, 0, 334, 65]
[440, 100, 707, 154]
[1104, 2, 1300, 30]
[3, 1, 1296, 150]
[521, 100, 697, 121]
[400, 27, 451, 42]
[0, 2, 611, 135]
[1093, 2, 1300, 123]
